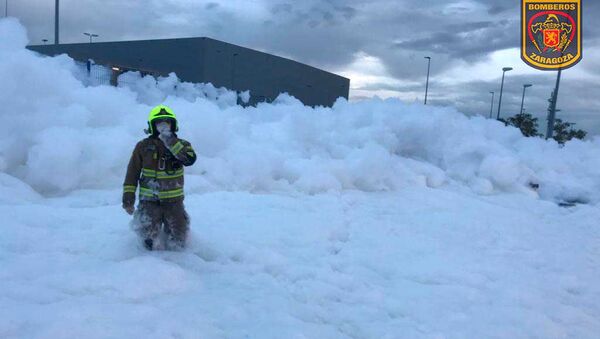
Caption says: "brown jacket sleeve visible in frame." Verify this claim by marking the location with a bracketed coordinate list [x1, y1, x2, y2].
[162, 137, 197, 166]
[122, 141, 143, 207]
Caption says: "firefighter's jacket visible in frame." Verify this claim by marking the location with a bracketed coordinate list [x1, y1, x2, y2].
[123, 135, 196, 207]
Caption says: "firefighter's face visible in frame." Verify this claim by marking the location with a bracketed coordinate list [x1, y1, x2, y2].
[155, 119, 171, 133]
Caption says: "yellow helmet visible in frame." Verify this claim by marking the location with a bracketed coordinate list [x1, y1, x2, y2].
[146, 105, 178, 134]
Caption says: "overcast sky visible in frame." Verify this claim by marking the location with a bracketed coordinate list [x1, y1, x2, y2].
[7, 0, 600, 135]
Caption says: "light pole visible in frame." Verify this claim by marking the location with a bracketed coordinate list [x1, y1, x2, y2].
[545, 49, 567, 140]
[546, 68, 563, 139]
[489, 91, 495, 118]
[231, 52, 238, 89]
[496, 66, 513, 120]
[231, 52, 240, 104]
[519, 84, 532, 114]
[424, 56, 431, 105]
[55, 0, 59, 44]
[5, 0, 7, 17]
[83, 32, 99, 43]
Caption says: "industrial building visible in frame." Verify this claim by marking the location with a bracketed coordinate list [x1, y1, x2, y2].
[27, 37, 350, 107]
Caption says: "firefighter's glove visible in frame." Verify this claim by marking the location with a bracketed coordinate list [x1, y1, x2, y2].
[124, 205, 135, 215]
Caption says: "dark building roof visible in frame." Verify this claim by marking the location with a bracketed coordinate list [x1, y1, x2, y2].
[27, 37, 350, 107]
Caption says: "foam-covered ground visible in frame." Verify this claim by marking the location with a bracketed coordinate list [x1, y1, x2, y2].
[1, 18, 600, 338]
[2, 188, 599, 338]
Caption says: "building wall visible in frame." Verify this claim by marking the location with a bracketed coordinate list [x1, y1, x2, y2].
[27, 38, 349, 107]
[28, 38, 205, 81]
[201, 38, 349, 106]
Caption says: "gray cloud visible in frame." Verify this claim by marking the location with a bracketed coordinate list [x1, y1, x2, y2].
[393, 20, 515, 60]
[487, 4, 510, 15]
[205, 3, 219, 10]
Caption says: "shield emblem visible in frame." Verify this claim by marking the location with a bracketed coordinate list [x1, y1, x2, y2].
[521, 0, 582, 70]
[543, 29, 560, 48]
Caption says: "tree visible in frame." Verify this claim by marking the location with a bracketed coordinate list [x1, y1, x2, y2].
[501, 111, 587, 145]
[552, 119, 587, 144]
[505, 112, 542, 137]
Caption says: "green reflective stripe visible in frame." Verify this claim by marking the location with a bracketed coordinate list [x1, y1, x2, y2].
[139, 187, 155, 197]
[123, 185, 137, 193]
[186, 151, 195, 157]
[170, 142, 184, 155]
[141, 168, 184, 179]
[138, 187, 184, 199]
[141, 168, 156, 176]
[142, 168, 184, 175]
[158, 188, 184, 199]
[156, 169, 183, 179]
[158, 173, 183, 179]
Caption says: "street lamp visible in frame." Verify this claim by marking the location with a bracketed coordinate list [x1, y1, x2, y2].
[489, 91, 495, 118]
[231, 52, 238, 89]
[519, 84, 532, 114]
[546, 56, 565, 139]
[424, 56, 431, 105]
[55, 0, 59, 44]
[83, 32, 99, 43]
[496, 66, 513, 120]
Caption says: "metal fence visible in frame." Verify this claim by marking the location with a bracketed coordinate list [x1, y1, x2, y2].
[75, 60, 112, 86]
[76, 60, 148, 87]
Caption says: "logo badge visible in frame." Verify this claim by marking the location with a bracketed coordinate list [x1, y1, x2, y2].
[521, 0, 582, 70]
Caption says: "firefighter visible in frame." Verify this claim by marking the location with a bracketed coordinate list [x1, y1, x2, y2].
[122, 105, 196, 250]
